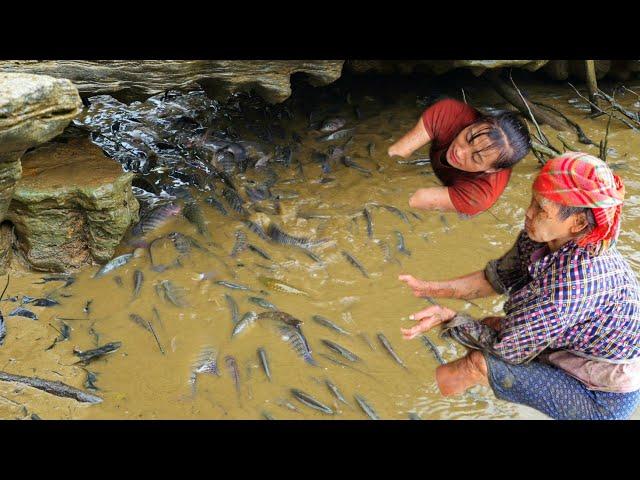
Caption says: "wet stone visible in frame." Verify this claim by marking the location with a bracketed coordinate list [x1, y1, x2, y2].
[7, 137, 139, 272]
[0, 72, 82, 221]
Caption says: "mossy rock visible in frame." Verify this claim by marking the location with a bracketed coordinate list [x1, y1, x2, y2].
[7, 137, 139, 272]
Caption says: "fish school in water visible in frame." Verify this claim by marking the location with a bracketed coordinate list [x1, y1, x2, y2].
[0, 59, 639, 422]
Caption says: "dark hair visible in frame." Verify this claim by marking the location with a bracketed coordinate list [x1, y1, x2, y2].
[557, 204, 597, 234]
[467, 111, 531, 169]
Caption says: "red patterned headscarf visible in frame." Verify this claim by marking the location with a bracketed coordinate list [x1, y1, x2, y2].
[533, 152, 625, 254]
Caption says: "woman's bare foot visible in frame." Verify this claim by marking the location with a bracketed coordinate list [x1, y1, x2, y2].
[435, 350, 489, 396]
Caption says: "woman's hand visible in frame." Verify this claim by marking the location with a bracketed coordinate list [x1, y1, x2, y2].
[400, 305, 457, 340]
[398, 274, 452, 298]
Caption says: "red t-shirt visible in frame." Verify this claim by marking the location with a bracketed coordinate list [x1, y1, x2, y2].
[421, 98, 511, 216]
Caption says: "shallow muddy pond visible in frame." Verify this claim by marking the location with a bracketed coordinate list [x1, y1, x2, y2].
[2, 72, 640, 420]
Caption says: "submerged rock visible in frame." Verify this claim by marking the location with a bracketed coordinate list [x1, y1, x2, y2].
[0, 73, 82, 221]
[7, 137, 139, 272]
[0, 61, 345, 104]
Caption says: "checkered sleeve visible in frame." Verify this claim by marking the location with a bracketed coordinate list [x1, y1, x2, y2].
[484, 231, 532, 295]
[490, 294, 565, 364]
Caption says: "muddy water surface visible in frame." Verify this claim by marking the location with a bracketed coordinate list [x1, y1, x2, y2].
[2, 73, 640, 420]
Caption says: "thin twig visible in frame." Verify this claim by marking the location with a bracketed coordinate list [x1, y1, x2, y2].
[597, 88, 640, 125]
[509, 70, 547, 145]
[533, 101, 596, 145]
[568, 82, 638, 131]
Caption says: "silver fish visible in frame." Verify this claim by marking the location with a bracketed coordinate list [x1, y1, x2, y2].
[421, 335, 445, 365]
[377, 333, 408, 370]
[354, 394, 379, 420]
[231, 311, 258, 337]
[325, 379, 349, 406]
[290, 388, 333, 415]
[133, 270, 144, 298]
[312, 315, 351, 336]
[394, 231, 411, 256]
[321, 339, 360, 362]
[93, 254, 133, 279]
[225, 355, 241, 396]
[341, 251, 369, 278]
[225, 294, 239, 324]
[257, 347, 271, 381]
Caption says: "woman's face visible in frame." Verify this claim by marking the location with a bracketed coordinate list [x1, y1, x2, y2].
[446, 123, 502, 173]
[524, 192, 576, 243]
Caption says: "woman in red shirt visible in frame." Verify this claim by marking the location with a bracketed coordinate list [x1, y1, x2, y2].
[388, 98, 531, 216]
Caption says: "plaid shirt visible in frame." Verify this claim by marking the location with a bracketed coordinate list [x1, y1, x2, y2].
[483, 231, 640, 364]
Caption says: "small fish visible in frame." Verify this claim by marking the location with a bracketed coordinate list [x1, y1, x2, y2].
[84, 370, 99, 391]
[421, 335, 445, 365]
[298, 247, 323, 264]
[83, 300, 93, 316]
[325, 379, 349, 406]
[278, 323, 316, 365]
[358, 332, 376, 351]
[262, 411, 276, 420]
[373, 204, 410, 224]
[276, 398, 302, 413]
[394, 231, 411, 256]
[440, 214, 450, 230]
[408, 412, 422, 420]
[133, 270, 144, 298]
[216, 280, 251, 291]
[354, 394, 379, 420]
[341, 251, 369, 278]
[182, 201, 209, 238]
[397, 158, 431, 166]
[155, 280, 188, 307]
[312, 315, 351, 335]
[319, 117, 347, 133]
[367, 142, 376, 158]
[258, 277, 309, 296]
[205, 195, 228, 216]
[249, 297, 277, 310]
[9, 307, 37, 320]
[363, 208, 374, 238]
[130, 203, 181, 238]
[190, 346, 220, 395]
[0, 315, 5, 347]
[267, 223, 326, 249]
[321, 339, 360, 362]
[373, 239, 399, 265]
[257, 310, 303, 328]
[243, 220, 270, 241]
[29, 298, 59, 307]
[73, 342, 122, 365]
[319, 127, 356, 142]
[290, 388, 333, 415]
[230, 230, 248, 258]
[231, 311, 258, 337]
[257, 347, 271, 381]
[377, 333, 408, 370]
[247, 244, 271, 260]
[33, 275, 75, 287]
[341, 156, 372, 176]
[93, 254, 133, 279]
[222, 187, 249, 216]
[225, 355, 241, 396]
[225, 294, 239, 324]
[317, 353, 376, 379]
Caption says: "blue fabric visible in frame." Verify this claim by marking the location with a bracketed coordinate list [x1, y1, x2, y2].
[484, 352, 640, 420]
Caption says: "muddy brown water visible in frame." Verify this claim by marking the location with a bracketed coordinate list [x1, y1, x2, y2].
[2, 74, 640, 420]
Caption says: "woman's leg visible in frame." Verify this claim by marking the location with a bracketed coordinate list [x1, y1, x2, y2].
[483, 352, 640, 420]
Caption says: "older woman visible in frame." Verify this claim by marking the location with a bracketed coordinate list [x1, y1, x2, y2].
[388, 98, 531, 216]
[399, 152, 640, 420]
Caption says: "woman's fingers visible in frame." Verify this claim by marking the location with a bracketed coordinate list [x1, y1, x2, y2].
[410, 305, 443, 322]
